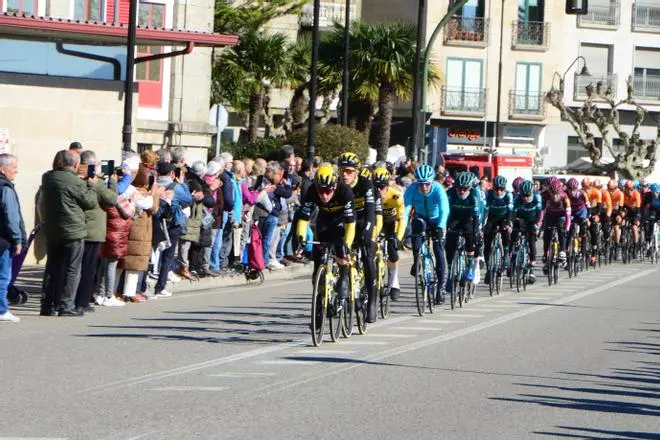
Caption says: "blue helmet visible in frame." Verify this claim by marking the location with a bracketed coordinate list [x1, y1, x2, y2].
[414, 164, 435, 183]
[651, 183, 660, 193]
[618, 179, 627, 189]
[634, 180, 641, 190]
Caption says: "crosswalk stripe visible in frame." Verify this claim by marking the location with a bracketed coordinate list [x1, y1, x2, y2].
[341, 340, 389, 345]
[420, 319, 465, 324]
[293, 350, 356, 355]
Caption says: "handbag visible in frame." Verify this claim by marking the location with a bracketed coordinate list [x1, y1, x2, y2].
[201, 206, 214, 230]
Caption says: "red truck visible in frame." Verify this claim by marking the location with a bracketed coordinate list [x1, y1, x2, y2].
[441, 153, 533, 189]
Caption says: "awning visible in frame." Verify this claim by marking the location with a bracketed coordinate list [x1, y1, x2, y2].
[0, 12, 238, 47]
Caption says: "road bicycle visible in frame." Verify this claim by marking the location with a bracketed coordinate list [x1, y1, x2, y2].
[449, 230, 474, 310]
[310, 242, 343, 346]
[487, 228, 505, 297]
[375, 234, 390, 319]
[545, 226, 560, 286]
[412, 228, 436, 316]
[346, 245, 368, 337]
[510, 226, 529, 293]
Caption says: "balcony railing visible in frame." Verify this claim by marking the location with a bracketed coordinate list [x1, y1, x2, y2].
[299, 2, 357, 28]
[444, 16, 490, 47]
[633, 74, 660, 101]
[441, 87, 487, 115]
[577, 2, 620, 28]
[512, 21, 550, 50]
[574, 73, 618, 100]
[633, 2, 660, 32]
[509, 91, 545, 119]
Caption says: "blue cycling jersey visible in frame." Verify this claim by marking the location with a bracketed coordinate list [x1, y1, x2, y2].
[403, 181, 450, 229]
[485, 189, 514, 220]
[473, 186, 487, 226]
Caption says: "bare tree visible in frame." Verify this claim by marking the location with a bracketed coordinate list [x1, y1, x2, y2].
[545, 76, 659, 179]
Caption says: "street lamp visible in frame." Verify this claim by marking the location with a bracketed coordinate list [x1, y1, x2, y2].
[341, 0, 350, 126]
[554, 55, 591, 94]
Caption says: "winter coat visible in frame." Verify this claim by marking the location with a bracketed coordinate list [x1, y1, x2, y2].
[181, 200, 203, 243]
[0, 173, 26, 250]
[42, 169, 98, 244]
[122, 188, 153, 271]
[100, 205, 133, 259]
[84, 180, 118, 243]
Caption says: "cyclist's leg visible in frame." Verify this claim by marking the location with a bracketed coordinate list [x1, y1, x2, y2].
[384, 223, 401, 299]
[430, 222, 447, 303]
[525, 219, 538, 282]
[321, 223, 349, 303]
[410, 216, 427, 275]
[463, 222, 476, 281]
[361, 239, 378, 323]
[483, 220, 495, 281]
[632, 209, 640, 244]
[558, 216, 568, 258]
[500, 217, 512, 269]
[444, 222, 459, 293]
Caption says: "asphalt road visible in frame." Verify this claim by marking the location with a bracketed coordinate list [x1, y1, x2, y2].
[1, 259, 659, 440]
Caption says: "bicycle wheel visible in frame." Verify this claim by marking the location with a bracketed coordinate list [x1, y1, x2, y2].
[582, 234, 590, 271]
[356, 285, 367, 335]
[547, 245, 554, 287]
[457, 253, 466, 308]
[495, 247, 504, 296]
[488, 249, 497, 297]
[414, 255, 426, 316]
[450, 257, 459, 310]
[567, 241, 575, 279]
[553, 251, 559, 285]
[328, 268, 343, 343]
[515, 247, 523, 293]
[342, 266, 357, 338]
[311, 266, 328, 347]
[377, 253, 389, 319]
[426, 253, 436, 314]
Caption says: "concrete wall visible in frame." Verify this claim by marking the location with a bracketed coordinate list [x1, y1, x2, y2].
[0, 73, 126, 264]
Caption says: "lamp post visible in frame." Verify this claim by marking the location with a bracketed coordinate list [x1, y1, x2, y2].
[494, 0, 505, 150]
[410, 0, 427, 161]
[341, 0, 351, 126]
[122, 0, 138, 152]
[554, 55, 591, 94]
[307, 0, 321, 161]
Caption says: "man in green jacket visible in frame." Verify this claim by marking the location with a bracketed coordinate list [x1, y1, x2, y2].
[41, 150, 99, 317]
[74, 150, 118, 314]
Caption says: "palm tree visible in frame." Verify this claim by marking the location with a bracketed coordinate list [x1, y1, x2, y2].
[213, 31, 289, 141]
[285, 35, 312, 131]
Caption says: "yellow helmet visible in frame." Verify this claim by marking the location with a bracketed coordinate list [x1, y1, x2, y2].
[373, 167, 391, 188]
[314, 164, 338, 188]
[337, 152, 361, 169]
[360, 166, 372, 180]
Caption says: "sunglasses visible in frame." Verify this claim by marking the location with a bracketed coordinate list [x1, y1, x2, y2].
[316, 187, 335, 195]
[495, 187, 506, 191]
[339, 168, 357, 174]
[457, 186, 470, 193]
[419, 182, 432, 187]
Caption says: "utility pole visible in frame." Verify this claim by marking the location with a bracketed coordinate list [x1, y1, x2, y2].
[410, 0, 427, 161]
[122, 0, 138, 152]
[341, 0, 351, 126]
[307, 0, 321, 160]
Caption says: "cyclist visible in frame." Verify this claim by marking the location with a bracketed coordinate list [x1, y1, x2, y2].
[512, 176, 525, 196]
[583, 177, 602, 265]
[512, 180, 542, 283]
[641, 178, 651, 195]
[622, 179, 642, 256]
[607, 179, 624, 258]
[566, 178, 589, 260]
[642, 183, 660, 252]
[444, 175, 454, 191]
[403, 165, 449, 304]
[296, 164, 356, 316]
[373, 168, 405, 301]
[483, 175, 514, 285]
[593, 179, 613, 259]
[472, 173, 487, 279]
[337, 152, 382, 323]
[542, 179, 571, 274]
[445, 171, 480, 291]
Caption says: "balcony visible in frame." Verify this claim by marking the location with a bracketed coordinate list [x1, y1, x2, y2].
[633, 2, 660, 33]
[574, 73, 618, 100]
[441, 87, 487, 116]
[511, 21, 550, 51]
[577, 2, 620, 28]
[444, 16, 490, 47]
[509, 91, 545, 120]
[299, 2, 357, 28]
[633, 74, 660, 101]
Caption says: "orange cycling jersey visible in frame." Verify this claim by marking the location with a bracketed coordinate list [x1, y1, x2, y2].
[585, 187, 602, 208]
[600, 189, 613, 217]
[609, 189, 624, 210]
[623, 189, 641, 209]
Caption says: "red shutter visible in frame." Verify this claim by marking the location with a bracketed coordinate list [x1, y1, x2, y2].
[106, 0, 114, 23]
[118, 0, 130, 24]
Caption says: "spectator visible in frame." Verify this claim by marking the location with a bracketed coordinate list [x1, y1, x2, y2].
[0, 154, 25, 322]
[41, 150, 98, 316]
[236, 160, 260, 254]
[243, 158, 255, 186]
[156, 148, 172, 163]
[299, 159, 315, 196]
[294, 156, 303, 174]
[209, 155, 233, 273]
[121, 150, 160, 302]
[255, 161, 289, 270]
[176, 161, 207, 281]
[170, 146, 187, 166]
[202, 161, 224, 276]
[69, 141, 83, 152]
[74, 150, 118, 313]
[218, 154, 241, 273]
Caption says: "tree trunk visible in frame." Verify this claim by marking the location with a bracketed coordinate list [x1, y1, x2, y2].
[376, 83, 395, 161]
[351, 98, 375, 134]
[248, 91, 263, 142]
[289, 83, 309, 130]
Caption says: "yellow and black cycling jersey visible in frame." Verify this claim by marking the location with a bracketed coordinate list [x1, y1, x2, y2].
[348, 174, 382, 241]
[380, 186, 406, 241]
[297, 181, 356, 247]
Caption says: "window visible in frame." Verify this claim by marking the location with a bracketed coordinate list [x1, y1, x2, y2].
[74, 0, 104, 21]
[577, 43, 615, 98]
[444, 58, 485, 112]
[633, 47, 660, 100]
[567, 136, 583, 164]
[518, 0, 544, 22]
[6, 0, 37, 14]
[452, 0, 485, 18]
[136, 1, 165, 108]
[514, 62, 542, 114]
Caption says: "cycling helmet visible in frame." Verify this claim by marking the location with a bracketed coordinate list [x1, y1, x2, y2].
[550, 180, 563, 194]
[493, 175, 507, 190]
[567, 178, 579, 190]
[651, 183, 660, 193]
[456, 171, 473, 189]
[548, 176, 559, 187]
[512, 177, 524, 192]
[582, 177, 592, 188]
[641, 178, 649, 186]
[469, 172, 479, 187]
[385, 161, 395, 175]
[607, 180, 618, 190]
[619, 179, 627, 189]
[359, 166, 372, 180]
[520, 180, 534, 196]
[593, 178, 602, 189]
[337, 152, 361, 169]
[314, 164, 338, 188]
[414, 164, 435, 183]
[625, 179, 635, 189]
[372, 167, 391, 188]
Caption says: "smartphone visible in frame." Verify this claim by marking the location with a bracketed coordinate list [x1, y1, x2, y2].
[115, 167, 124, 177]
[87, 164, 96, 179]
[148, 175, 155, 190]
[101, 160, 115, 176]
[174, 167, 182, 179]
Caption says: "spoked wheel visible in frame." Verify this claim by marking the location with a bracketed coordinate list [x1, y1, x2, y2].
[311, 267, 328, 347]
[450, 258, 459, 310]
[426, 255, 436, 314]
[355, 287, 367, 335]
[515, 251, 523, 293]
[342, 269, 357, 338]
[547, 249, 554, 287]
[377, 256, 389, 319]
[488, 256, 497, 297]
[328, 270, 343, 343]
[495, 256, 503, 296]
[380, 285, 390, 320]
[582, 236, 590, 272]
[414, 257, 426, 316]
[567, 245, 575, 279]
[553, 257, 559, 285]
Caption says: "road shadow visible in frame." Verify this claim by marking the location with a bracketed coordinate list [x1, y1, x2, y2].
[533, 426, 660, 439]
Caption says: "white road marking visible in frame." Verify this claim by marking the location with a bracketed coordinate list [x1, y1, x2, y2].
[293, 350, 356, 355]
[437, 314, 486, 318]
[208, 372, 277, 378]
[465, 308, 499, 312]
[478, 304, 521, 308]
[152, 386, 226, 391]
[252, 267, 658, 398]
[368, 333, 416, 338]
[390, 326, 443, 331]
[420, 319, 465, 324]
[340, 340, 389, 345]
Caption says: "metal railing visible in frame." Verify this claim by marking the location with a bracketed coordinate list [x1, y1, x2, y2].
[512, 21, 550, 49]
[299, 2, 357, 27]
[574, 73, 618, 99]
[577, 1, 621, 27]
[444, 16, 490, 46]
[441, 87, 487, 114]
[633, 2, 660, 32]
[509, 91, 545, 118]
[633, 74, 660, 100]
